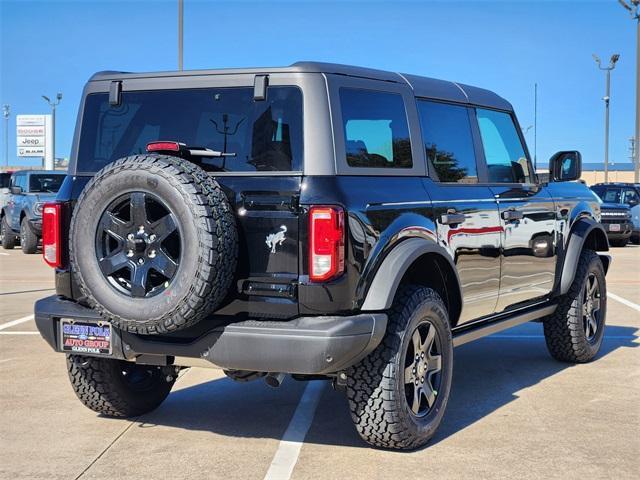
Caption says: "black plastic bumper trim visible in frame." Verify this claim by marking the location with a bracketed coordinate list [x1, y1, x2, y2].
[34, 295, 387, 375]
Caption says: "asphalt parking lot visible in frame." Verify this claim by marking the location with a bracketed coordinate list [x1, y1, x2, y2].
[0, 246, 638, 480]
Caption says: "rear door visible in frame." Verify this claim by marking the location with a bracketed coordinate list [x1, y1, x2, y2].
[417, 99, 502, 324]
[75, 74, 305, 319]
[474, 107, 557, 311]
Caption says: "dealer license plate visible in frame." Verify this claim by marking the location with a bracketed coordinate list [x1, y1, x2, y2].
[60, 319, 112, 355]
[609, 224, 621, 232]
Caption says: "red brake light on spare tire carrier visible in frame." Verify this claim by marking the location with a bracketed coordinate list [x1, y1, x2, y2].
[309, 206, 345, 282]
[42, 202, 63, 268]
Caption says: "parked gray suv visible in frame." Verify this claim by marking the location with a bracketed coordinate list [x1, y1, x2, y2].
[1, 170, 66, 253]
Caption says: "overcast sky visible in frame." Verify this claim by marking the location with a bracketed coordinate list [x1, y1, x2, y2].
[0, 0, 637, 168]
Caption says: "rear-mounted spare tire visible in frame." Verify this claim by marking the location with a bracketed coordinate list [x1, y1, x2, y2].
[70, 154, 238, 335]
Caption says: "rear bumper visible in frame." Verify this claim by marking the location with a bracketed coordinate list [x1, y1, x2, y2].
[34, 295, 387, 375]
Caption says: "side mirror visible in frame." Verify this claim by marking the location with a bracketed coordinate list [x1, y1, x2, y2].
[549, 151, 582, 182]
[628, 199, 639, 207]
[11, 186, 23, 195]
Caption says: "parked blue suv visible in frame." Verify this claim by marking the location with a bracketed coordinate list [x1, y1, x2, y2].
[1, 170, 66, 253]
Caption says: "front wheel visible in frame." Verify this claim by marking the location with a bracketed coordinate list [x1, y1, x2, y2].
[20, 217, 38, 254]
[346, 285, 453, 450]
[543, 249, 607, 363]
[1, 216, 16, 249]
[67, 355, 177, 417]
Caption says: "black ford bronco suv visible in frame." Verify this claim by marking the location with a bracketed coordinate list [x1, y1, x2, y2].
[35, 62, 610, 450]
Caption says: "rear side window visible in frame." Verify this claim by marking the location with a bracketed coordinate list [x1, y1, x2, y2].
[28, 174, 65, 193]
[417, 100, 477, 183]
[476, 108, 532, 184]
[339, 88, 412, 169]
[77, 87, 303, 173]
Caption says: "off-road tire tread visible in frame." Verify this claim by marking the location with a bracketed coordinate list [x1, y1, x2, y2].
[20, 217, 38, 254]
[66, 354, 174, 417]
[543, 249, 605, 363]
[1, 216, 16, 249]
[346, 285, 448, 450]
[70, 154, 238, 335]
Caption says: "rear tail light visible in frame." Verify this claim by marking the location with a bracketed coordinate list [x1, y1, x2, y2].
[309, 206, 345, 282]
[42, 202, 63, 268]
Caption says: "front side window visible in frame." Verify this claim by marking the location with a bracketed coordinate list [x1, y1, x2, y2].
[417, 100, 477, 183]
[476, 108, 532, 184]
[78, 86, 303, 173]
[340, 88, 412, 169]
[622, 188, 639, 205]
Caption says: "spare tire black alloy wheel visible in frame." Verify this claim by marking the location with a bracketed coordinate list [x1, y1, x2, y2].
[404, 321, 442, 417]
[71, 154, 238, 335]
[96, 192, 181, 298]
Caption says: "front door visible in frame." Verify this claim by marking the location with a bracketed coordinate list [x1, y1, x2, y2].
[474, 107, 557, 311]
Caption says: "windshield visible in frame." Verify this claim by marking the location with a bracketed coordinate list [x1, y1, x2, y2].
[591, 186, 621, 203]
[28, 174, 65, 193]
[77, 87, 303, 174]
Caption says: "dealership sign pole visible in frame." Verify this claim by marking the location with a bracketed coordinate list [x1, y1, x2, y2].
[16, 114, 53, 169]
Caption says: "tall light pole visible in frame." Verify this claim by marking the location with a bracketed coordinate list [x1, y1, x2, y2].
[593, 54, 620, 183]
[618, 0, 640, 182]
[2, 105, 9, 168]
[42, 93, 62, 169]
[534, 82, 538, 171]
[178, 0, 183, 70]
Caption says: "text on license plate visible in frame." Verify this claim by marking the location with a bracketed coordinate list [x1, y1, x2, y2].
[609, 224, 621, 232]
[60, 319, 111, 355]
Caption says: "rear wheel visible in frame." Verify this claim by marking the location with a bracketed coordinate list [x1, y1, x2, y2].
[20, 217, 38, 254]
[543, 249, 606, 363]
[346, 285, 453, 450]
[66, 355, 176, 417]
[1, 216, 16, 249]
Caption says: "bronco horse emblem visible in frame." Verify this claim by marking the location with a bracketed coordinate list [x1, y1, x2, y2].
[265, 225, 287, 253]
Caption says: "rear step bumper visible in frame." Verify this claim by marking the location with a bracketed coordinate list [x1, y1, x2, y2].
[34, 295, 387, 375]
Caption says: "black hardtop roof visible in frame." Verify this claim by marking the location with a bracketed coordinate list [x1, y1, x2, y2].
[89, 61, 512, 111]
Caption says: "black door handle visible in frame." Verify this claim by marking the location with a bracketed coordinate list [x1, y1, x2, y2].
[502, 209, 524, 221]
[441, 212, 466, 225]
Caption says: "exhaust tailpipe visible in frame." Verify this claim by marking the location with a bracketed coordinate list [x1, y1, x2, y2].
[265, 372, 286, 388]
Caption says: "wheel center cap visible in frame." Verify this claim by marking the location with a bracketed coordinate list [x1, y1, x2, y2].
[130, 237, 147, 253]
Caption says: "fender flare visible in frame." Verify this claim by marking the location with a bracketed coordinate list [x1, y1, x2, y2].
[361, 237, 462, 311]
[559, 217, 609, 295]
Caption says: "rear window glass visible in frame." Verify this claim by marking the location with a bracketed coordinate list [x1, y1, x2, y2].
[340, 88, 412, 169]
[28, 174, 65, 193]
[77, 87, 303, 173]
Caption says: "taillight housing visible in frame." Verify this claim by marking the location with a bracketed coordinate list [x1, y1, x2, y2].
[42, 202, 63, 268]
[309, 206, 345, 282]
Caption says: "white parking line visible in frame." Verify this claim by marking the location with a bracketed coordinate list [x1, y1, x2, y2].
[0, 315, 34, 331]
[0, 252, 9, 256]
[263, 380, 326, 480]
[608, 292, 640, 313]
